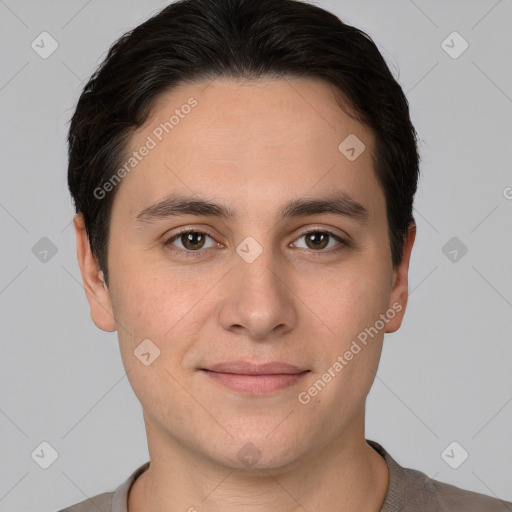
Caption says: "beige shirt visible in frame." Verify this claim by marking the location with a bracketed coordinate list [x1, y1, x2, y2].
[58, 440, 512, 511]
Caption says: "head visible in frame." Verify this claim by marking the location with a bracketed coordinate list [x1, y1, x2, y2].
[70, 0, 418, 471]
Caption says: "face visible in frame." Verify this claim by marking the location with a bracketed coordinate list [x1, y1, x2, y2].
[76, 78, 414, 471]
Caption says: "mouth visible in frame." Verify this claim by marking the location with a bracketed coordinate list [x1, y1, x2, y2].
[200, 361, 310, 394]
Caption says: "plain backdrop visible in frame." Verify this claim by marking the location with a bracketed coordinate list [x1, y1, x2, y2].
[0, 0, 511, 510]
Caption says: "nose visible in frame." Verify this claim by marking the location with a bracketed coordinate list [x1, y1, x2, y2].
[217, 246, 298, 340]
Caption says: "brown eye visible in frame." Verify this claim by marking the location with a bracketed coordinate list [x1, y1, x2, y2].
[166, 230, 217, 253]
[304, 232, 330, 250]
[292, 230, 346, 252]
[180, 231, 207, 250]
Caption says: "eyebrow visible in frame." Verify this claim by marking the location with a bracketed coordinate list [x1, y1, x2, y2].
[135, 191, 368, 225]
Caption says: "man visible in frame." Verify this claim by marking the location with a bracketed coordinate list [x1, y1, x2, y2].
[60, 0, 512, 510]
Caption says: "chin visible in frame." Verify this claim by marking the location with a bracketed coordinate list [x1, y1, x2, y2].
[201, 432, 309, 474]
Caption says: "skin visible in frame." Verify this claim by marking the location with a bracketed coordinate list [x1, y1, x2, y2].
[74, 77, 415, 511]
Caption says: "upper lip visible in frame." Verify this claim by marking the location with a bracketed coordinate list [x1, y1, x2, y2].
[203, 361, 308, 375]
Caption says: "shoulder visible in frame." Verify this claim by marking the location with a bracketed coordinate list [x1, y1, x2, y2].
[401, 462, 512, 511]
[57, 461, 149, 512]
[57, 491, 113, 512]
[367, 440, 512, 512]
[418, 470, 512, 511]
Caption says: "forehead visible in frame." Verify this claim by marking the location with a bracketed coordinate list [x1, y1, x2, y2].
[113, 78, 382, 221]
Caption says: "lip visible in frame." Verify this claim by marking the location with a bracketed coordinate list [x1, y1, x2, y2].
[200, 361, 310, 394]
[204, 360, 307, 375]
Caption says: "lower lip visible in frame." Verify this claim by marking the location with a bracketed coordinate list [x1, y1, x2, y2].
[202, 370, 309, 394]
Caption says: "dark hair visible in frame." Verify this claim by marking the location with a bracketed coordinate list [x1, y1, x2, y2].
[67, 0, 419, 286]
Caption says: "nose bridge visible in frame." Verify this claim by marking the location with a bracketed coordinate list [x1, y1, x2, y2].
[234, 235, 283, 304]
[218, 235, 296, 338]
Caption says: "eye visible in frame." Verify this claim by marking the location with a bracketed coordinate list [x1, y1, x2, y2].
[165, 229, 219, 255]
[291, 230, 347, 252]
[163, 228, 348, 258]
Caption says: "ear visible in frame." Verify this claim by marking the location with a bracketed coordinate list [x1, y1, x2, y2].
[73, 213, 117, 332]
[385, 222, 416, 333]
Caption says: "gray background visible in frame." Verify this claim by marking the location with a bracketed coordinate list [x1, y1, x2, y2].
[0, 0, 511, 510]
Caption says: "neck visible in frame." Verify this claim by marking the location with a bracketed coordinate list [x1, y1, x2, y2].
[128, 411, 388, 512]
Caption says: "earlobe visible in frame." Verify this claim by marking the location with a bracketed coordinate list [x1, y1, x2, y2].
[385, 223, 416, 334]
[73, 213, 117, 332]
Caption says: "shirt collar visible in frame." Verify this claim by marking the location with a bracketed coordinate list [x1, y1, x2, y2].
[111, 460, 149, 511]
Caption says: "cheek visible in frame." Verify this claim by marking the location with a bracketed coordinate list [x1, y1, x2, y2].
[110, 272, 201, 411]
[297, 269, 389, 416]
[108, 258, 177, 359]
[113, 277, 196, 342]
[306, 262, 392, 346]
[109, 242, 196, 328]
[109, 250, 220, 377]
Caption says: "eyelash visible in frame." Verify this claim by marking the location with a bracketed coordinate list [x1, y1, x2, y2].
[163, 228, 349, 258]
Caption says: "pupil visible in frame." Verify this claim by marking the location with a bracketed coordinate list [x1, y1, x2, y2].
[308, 233, 328, 250]
[184, 232, 204, 249]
